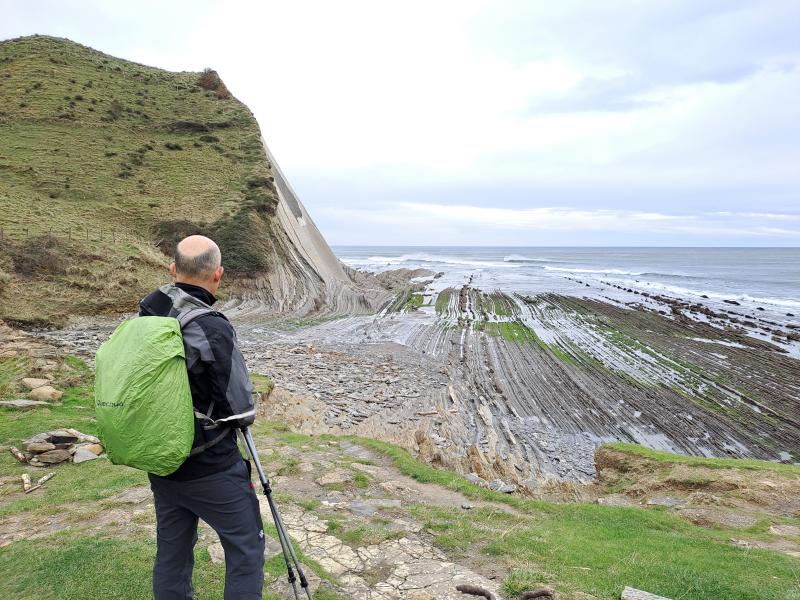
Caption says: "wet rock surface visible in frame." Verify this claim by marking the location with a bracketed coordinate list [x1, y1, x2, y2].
[33, 282, 800, 485]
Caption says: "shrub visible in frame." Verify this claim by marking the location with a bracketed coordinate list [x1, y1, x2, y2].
[106, 99, 123, 121]
[169, 121, 210, 133]
[164, 142, 183, 151]
[199, 134, 219, 143]
[197, 68, 231, 100]
[152, 219, 211, 257]
[212, 213, 269, 274]
[8, 235, 66, 277]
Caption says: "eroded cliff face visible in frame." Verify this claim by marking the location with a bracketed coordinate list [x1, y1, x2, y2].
[219, 141, 393, 320]
[0, 35, 391, 325]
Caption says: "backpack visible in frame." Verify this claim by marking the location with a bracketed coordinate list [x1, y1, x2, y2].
[94, 308, 226, 476]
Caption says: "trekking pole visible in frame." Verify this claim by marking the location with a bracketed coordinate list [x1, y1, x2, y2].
[239, 427, 313, 600]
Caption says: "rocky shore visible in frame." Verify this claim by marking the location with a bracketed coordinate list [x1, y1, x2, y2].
[34, 271, 800, 490]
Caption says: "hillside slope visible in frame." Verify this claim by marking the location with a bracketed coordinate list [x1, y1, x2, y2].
[0, 35, 390, 326]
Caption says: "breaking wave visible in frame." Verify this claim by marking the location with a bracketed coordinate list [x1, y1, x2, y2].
[503, 254, 554, 263]
[545, 266, 646, 276]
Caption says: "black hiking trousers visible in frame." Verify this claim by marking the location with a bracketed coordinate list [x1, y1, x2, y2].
[149, 459, 265, 600]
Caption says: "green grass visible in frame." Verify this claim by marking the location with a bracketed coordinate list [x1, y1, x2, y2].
[352, 470, 370, 488]
[338, 434, 800, 600]
[604, 442, 800, 474]
[0, 364, 343, 599]
[249, 372, 274, 398]
[479, 291, 516, 317]
[0, 527, 344, 600]
[435, 288, 453, 314]
[7, 369, 797, 600]
[221, 421, 800, 599]
[402, 293, 424, 311]
[326, 517, 404, 546]
[0, 35, 282, 325]
[478, 319, 579, 366]
[409, 492, 800, 600]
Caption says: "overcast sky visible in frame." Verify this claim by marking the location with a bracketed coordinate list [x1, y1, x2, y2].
[4, 0, 799, 246]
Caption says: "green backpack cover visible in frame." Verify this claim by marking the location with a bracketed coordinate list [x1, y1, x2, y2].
[95, 316, 195, 476]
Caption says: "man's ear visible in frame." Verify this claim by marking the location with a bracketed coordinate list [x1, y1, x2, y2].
[215, 265, 224, 282]
[168, 262, 177, 278]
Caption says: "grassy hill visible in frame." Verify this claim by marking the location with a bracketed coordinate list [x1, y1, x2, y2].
[0, 35, 284, 326]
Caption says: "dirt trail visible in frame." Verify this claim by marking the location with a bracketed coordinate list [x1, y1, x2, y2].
[0, 436, 513, 599]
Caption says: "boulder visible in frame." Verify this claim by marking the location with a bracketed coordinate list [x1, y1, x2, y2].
[464, 472, 486, 486]
[488, 479, 515, 493]
[66, 429, 101, 444]
[0, 399, 50, 410]
[83, 443, 104, 455]
[208, 542, 225, 565]
[770, 524, 800, 537]
[645, 496, 686, 509]
[73, 447, 101, 463]
[347, 501, 376, 517]
[29, 386, 63, 402]
[26, 442, 56, 453]
[24, 432, 51, 444]
[621, 587, 672, 600]
[36, 449, 72, 464]
[22, 378, 50, 390]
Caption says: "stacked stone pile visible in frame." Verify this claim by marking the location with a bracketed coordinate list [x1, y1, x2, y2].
[11, 429, 104, 467]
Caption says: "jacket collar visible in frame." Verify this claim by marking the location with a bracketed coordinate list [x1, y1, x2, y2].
[158, 283, 216, 314]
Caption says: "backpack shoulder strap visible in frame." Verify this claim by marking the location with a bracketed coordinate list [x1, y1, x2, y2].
[187, 427, 231, 456]
[175, 307, 233, 457]
[177, 307, 215, 330]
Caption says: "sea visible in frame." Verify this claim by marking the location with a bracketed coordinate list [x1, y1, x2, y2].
[332, 247, 800, 318]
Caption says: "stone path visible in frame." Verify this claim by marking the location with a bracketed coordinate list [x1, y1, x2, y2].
[0, 433, 505, 599]
[253, 438, 504, 599]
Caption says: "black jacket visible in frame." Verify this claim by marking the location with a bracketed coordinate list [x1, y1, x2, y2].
[139, 282, 255, 481]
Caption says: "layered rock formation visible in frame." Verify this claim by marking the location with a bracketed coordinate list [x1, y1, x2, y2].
[219, 142, 392, 319]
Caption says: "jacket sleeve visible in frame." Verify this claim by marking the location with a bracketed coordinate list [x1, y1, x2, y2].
[204, 321, 256, 428]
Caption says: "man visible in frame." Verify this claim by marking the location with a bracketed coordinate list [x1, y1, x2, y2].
[139, 235, 265, 600]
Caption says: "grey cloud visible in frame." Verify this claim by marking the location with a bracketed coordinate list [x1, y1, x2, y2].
[476, 1, 800, 89]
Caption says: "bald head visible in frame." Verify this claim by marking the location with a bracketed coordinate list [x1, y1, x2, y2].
[170, 235, 224, 294]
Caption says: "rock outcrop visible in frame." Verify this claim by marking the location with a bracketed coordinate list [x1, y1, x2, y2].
[219, 143, 392, 319]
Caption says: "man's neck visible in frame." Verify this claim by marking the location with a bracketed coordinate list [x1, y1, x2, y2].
[174, 281, 217, 306]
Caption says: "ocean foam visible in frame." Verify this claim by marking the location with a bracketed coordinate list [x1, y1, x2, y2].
[362, 253, 516, 269]
[615, 280, 800, 309]
[545, 266, 646, 276]
[503, 254, 554, 263]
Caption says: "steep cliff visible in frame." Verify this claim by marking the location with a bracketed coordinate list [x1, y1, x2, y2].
[0, 35, 389, 326]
